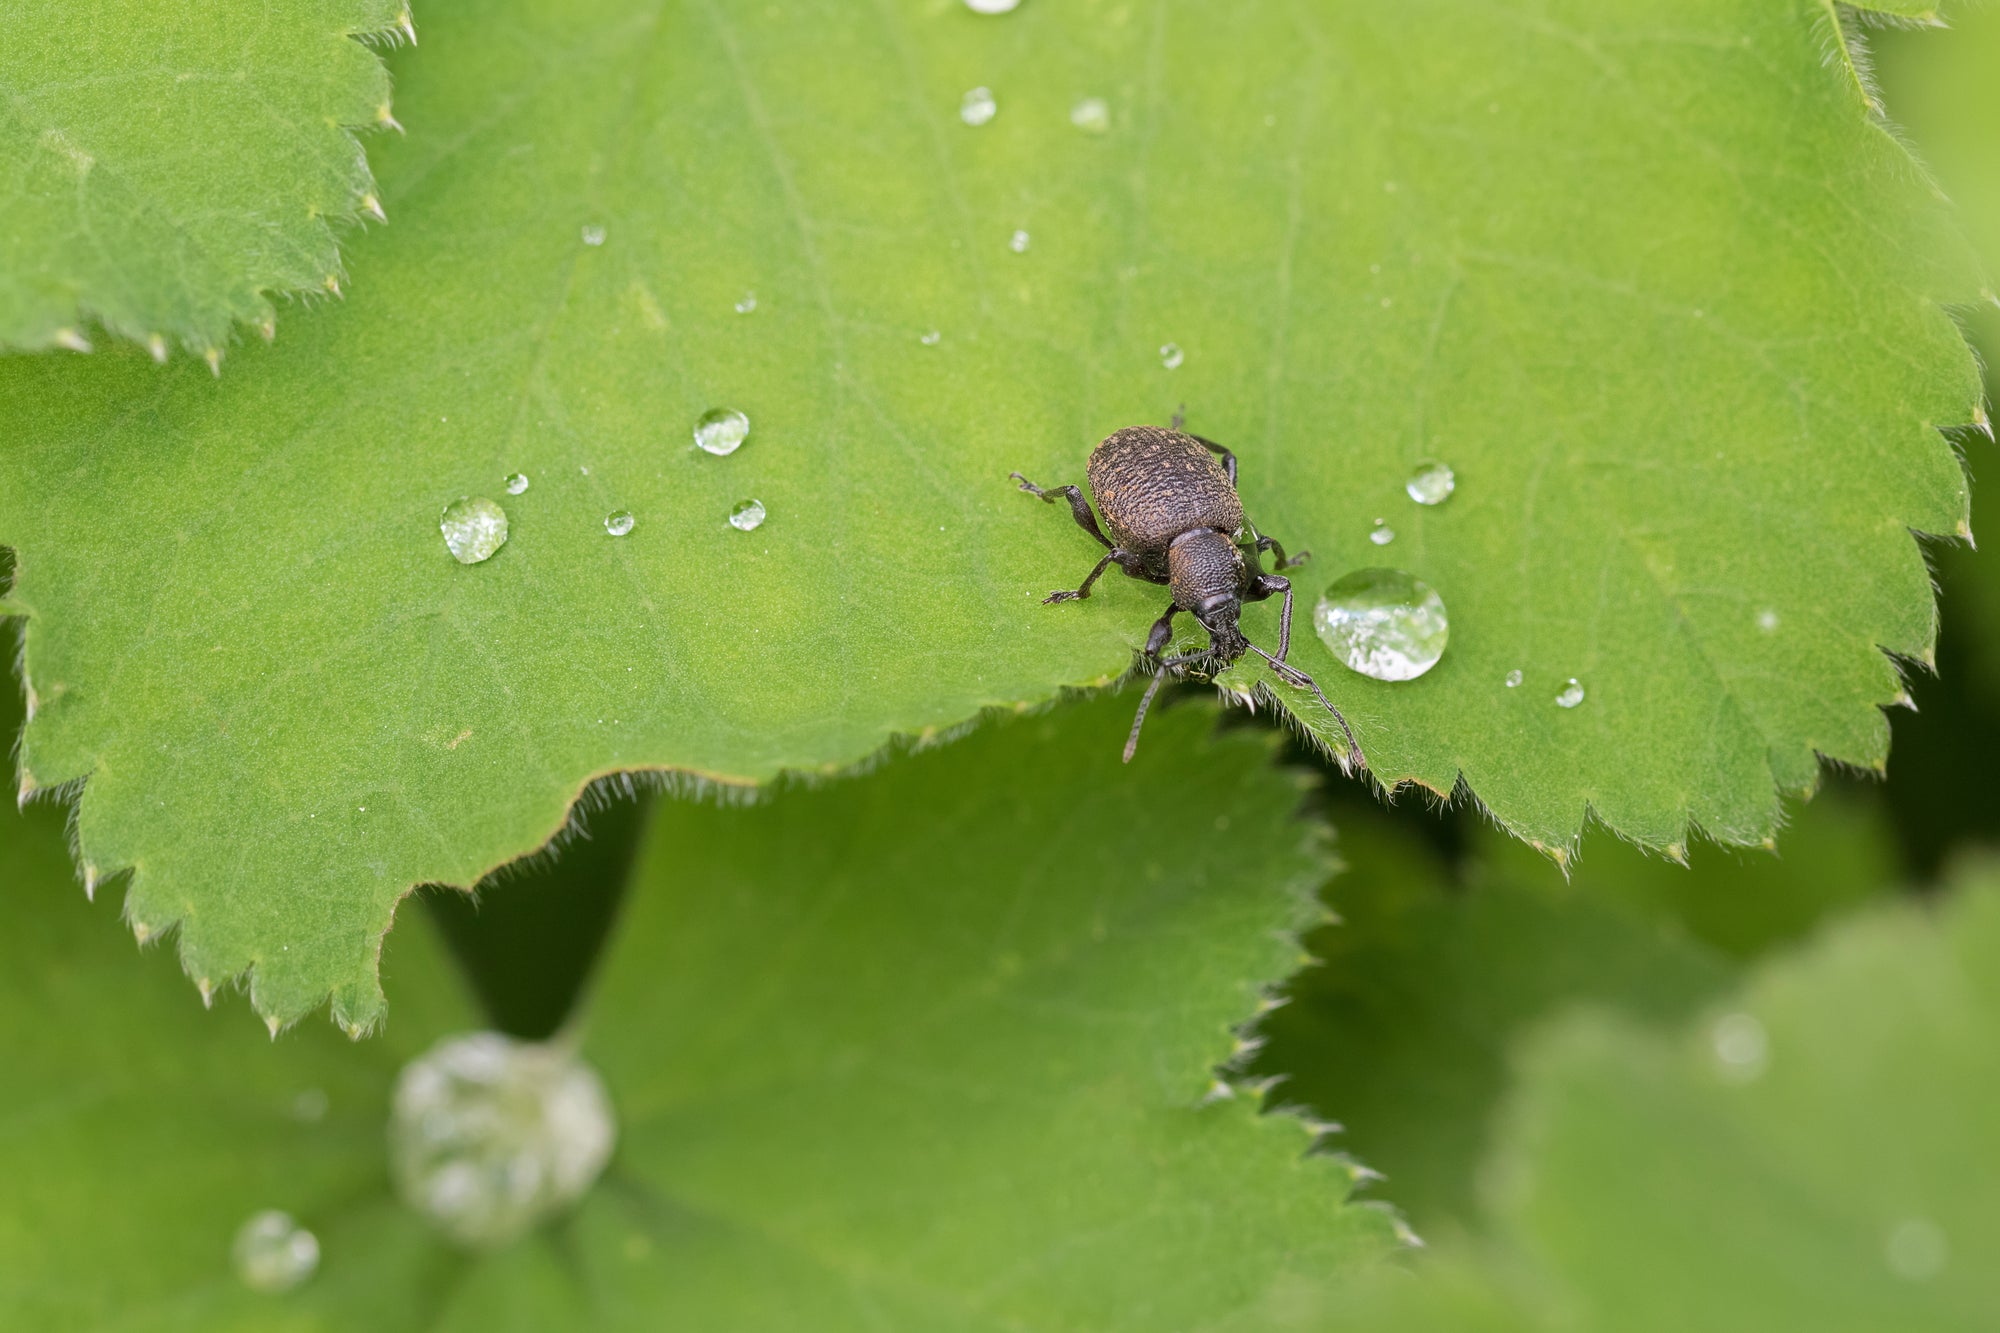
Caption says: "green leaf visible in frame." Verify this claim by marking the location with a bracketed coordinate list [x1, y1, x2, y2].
[1256, 783, 1897, 1236]
[1343, 863, 2000, 1331]
[0, 693, 1397, 1328]
[0, 0, 1978, 1024]
[0, 2, 409, 358]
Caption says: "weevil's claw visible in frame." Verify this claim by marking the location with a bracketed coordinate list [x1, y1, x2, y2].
[1009, 471, 1040, 494]
[1044, 589, 1085, 604]
[1286, 549, 1311, 569]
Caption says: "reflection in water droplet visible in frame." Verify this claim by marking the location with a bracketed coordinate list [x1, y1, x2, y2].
[1369, 519, 1395, 546]
[1313, 568, 1449, 681]
[580, 225, 606, 247]
[233, 1210, 319, 1292]
[694, 407, 751, 456]
[1885, 1218, 1948, 1281]
[504, 472, 530, 496]
[734, 291, 757, 314]
[1710, 1011, 1766, 1082]
[1505, 669, 1523, 688]
[439, 497, 509, 565]
[390, 1032, 617, 1249]
[960, 86, 997, 126]
[1159, 342, 1183, 370]
[1555, 678, 1585, 709]
[1009, 228, 1032, 254]
[604, 510, 635, 537]
[728, 499, 767, 531]
[1405, 460, 1455, 505]
[920, 329, 941, 346]
[1070, 97, 1111, 134]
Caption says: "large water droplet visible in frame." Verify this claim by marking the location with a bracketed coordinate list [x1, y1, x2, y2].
[504, 472, 530, 496]
[1505, 669, 1523, 688]
[963, 0, 1022, 12]
[1555, 677, 1585, 709]
[1070, 97, 1110, 134]
[1159, 342, 1184, 370]
[389, 1032, 617, 1249]
[603, 510, 635, 537]
[960, 86, 997, 126]
[580, 224, 606, 247]
[1009, 228, 1031, 254]
[1405, 460, 1456, 505]
[439, 497, 508, 565]
[728, 499, 767, 531]
[1313, 568, 1449, 681]
[1368, 518, 1395, 546]
[693, 407, 750, 456]
[233, 1210, 319, 1292]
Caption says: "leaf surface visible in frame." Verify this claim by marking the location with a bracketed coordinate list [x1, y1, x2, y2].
[0, 0, 1977, 1023]
[0, 1, 406, 356]
[0, 691, 1395, 1329]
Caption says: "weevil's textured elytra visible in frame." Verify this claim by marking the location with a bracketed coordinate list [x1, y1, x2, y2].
[1012, 416, 1363, 766]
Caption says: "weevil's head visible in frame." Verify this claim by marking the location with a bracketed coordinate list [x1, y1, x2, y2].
[1168, 528, 1251, 660]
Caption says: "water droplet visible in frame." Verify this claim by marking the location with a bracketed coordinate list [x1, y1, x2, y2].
[1405, 460, 1455, 505]
[1710, 1011, 1766, 1082]
[734, 291, 757, 314]
[1159, 342, 1184, 370]
[1505, 669, 1523, 688]
[603, 510, 635, 538]
[960, 86, 997, 126]
[920, 329, 941, 346]
[1313, 568, 1449, 681]
[1009, 228, 1031, 254]
[580, 224, 606, 247]
[439, 497, 509, 565]
[1368, 518, 1395, 546]
[504, 472, 530, 496]
[389, 1032, 617, 1249]
[1885, 1218, 1948, 1281]
[1555, 678, 1585, 709]
[728, 499, 767, 531]
[233, 1210, 319, 1292]
[963, 0, 1022, 12]
[1757, 608, 1780, 632]
[1070, 97, 1110, 134]
[693, 407, 750, 456]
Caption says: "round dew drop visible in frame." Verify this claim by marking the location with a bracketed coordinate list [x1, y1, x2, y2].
[439, 497, 509, 564]
[1159, 342, 1184, 370]
[580, 224, 606, 246]
[1405, 460, 1455, 505]
[1369, 519, 1395, 546]
[960, 86, 997, 126]
[728, 499, 767, 531]
[604, 510, 635, 537]
[389, 1032, 617, 1249]
[232, 1210, 319, 1293]
[1505, 669, 1523, 688]
[734, 291, 757, 314]
[920, 329, 942, 346]
[1009, 228, 1031, 254]
[1313, 568, 1449, 681]
[1070, 97, 1111, 134]
[693, 407, 750, 456]
[963, 0, 1023, 12]
[504, 472, 530, 495]
[1555, 678, 1585, 708]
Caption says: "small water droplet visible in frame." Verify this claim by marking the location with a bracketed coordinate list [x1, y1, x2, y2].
[1009, 228, 1031, 254]
[1555, 678, 1585, 709]
[1757, 608, 1780, 632]
[960, 86, 997, 126]
[292, 1088, 330, 1122]
[1885, 1218, 1948, 1281]
[1313, 568, 1449, 681]
[1405, 460, 1455, 505]
[504, 472, 530, 495]
[439, 497, 509, 565]
[604, 510, 635, 537]
[734, 291, 757, 314]
[962, 0, 1022, 12]
[580, 224, 606, 246]
[233, 1210, 319, 1292]
[1070, 97, 1110, 134]
[920, 329, 941, 345]
[728, 499, 767, 531]
[1369, 518, 1395, 546]
[1159, 342, 1183, 370]
[1710, 1011, 1766, 1082]
[1505, 669, 1523, 688]
[693, 407, 750, 456]
[390, 1032, 617, 1249]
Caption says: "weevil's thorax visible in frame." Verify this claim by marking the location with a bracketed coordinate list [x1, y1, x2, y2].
[1086, 426, 1245, 556]
[1168, 528, 1250, 658]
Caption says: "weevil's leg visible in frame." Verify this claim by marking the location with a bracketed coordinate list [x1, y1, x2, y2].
[1123, 640, 1210, 763]
[1142, 604, 1180, 658]
[1011, 472, 1113, 549]
[1243, 531, 1309, 571]
[1185, 433, 1238, 487]
[1045, 548, 1146, 604]
[1246, 574, 1295, 662]
[1246, 643, 1366, 768]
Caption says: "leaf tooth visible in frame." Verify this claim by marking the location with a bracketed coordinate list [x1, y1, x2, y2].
[1200, 1079, 1236, 1105]
[146, 333, 168, 363]
[398, 7, 415, 44]
[131, 919, 155, 945]
[1973, 403, 1992, 440]
[82, 862, 98, 902]
[1664, 841, 1688, 867]
[258, 317, 277, 343]
[203, 347, 223, 376]
[265, 1014, 283, 1040]
[196, 976, 215, 1008]
[16, 770, 35, 811]
[376, 104, 405, 135]
[324, 274, 343, 298]
[52, 328, 91, 354]
[361, 193, 387, 223]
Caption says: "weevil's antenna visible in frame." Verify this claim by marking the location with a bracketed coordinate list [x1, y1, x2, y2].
[1247, 643, 1365, 770]
[1124, 670, 1170, 763]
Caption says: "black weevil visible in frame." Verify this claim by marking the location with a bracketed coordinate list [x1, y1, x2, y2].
[1012, 414, 1363, 766]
